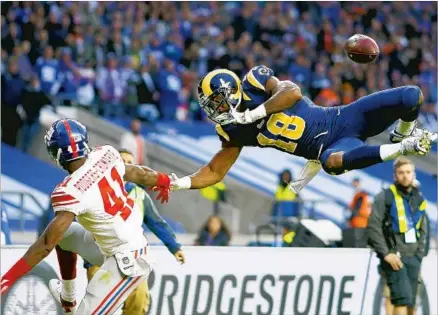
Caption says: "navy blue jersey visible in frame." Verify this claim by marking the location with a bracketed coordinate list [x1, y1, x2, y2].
[216, 66, 344, 160]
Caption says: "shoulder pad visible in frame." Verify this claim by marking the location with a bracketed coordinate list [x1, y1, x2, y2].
[97, 145, 123, 163]
[244, 65, 275, 92]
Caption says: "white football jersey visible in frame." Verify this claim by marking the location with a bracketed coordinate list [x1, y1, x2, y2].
[51, 145, 147, 256]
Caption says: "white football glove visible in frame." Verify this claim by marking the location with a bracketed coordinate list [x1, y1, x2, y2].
[231, 105, 267, 124]
[170, 173, 191, 191]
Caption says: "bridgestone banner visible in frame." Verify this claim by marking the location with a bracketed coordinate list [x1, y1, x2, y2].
[1, 246, 437, 315]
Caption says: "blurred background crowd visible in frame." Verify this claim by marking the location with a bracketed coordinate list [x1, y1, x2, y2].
[2, 2, 437, 130]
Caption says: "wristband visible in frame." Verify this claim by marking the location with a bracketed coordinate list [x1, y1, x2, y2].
[2, 258, 32, 287]
[251, 105, 267, 120]
[178, 176, 192, 190]
[156, 173, 170, 188]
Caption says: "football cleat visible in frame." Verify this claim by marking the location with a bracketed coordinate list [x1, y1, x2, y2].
[49, 279, 77, 314]
[400, 135, 432, 156]
[390, 127, 437, 144]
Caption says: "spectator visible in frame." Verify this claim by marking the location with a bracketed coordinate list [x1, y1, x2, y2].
[2, 22, 20, 55]
[288, 55, 312, 87]
[157, 59, 182, 120]
[20, 76, 51, 152]
[132, 62, 160, 122]
[56, 48, 80, 105]
[29, 29, 49, 64]
[367, 157, 428, 315]
[0, 2, 435, 131]
[348, 177, 371, 228]
[96, 53, 125, 117]
[272, 169, 301, 219]
[119, 119, 147, 165]
[106, 31, 128, 59]
[1, 57, 25, 146]
[75, 59, 96, 108]
[195, 215, 231, 246]
[16, 41, 33, 81]
[35, 45, 60, 95]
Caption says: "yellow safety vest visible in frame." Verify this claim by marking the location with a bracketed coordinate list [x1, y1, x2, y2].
[389, 184, 426, 236]
[200, 182, 226, 202]
[127, 185, 146, 216]
[275, 186, 297, 201]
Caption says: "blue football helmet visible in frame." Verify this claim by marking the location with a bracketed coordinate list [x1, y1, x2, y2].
[44, 119, 90, 167]
[198, 69, 242, 125]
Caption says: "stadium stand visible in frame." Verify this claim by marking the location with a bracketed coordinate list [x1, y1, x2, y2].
[1, 2, 437, 242]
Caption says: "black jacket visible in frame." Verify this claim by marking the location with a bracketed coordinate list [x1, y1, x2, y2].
[367, 185, 427, 260]
[21, 88, 51, 122]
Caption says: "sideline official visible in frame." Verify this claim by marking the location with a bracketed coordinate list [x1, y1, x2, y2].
[367, 157, 427, 315]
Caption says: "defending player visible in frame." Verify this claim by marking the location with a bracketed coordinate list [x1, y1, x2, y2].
[1, 119, 172, 315]
[78, 148, 185, 315]
[170, 66, 436, 193]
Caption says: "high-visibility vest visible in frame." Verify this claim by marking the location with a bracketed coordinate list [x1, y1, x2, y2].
[389, 184, 426, 237]
[349, 191, 371, 228]
[274, 186, 297, 201]
[200, 182, 226, 202]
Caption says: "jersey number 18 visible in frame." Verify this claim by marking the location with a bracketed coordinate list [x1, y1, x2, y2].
[257, 112, 306, 153]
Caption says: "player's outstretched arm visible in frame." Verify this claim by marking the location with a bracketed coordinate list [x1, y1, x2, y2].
[233, 76, 302, 124]
[171, 146, 241, 190]
[124, 164, 170, 188]
[1, 211, 75, 295]
[124, 165, 171, 203]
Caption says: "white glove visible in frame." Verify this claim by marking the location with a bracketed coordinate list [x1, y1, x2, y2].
[232, 105, 267, 124]
[170, 173, 191, 191]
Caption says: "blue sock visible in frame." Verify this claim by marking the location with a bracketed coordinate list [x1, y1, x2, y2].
[343, 145, 382, 170]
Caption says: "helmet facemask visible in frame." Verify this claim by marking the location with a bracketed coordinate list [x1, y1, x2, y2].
[199, 85, 242, 125]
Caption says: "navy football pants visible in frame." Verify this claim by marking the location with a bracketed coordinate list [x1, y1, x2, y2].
[320, 86, 422, 171]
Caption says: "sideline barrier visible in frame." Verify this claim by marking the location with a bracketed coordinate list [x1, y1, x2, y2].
[1, 246, 437, 315]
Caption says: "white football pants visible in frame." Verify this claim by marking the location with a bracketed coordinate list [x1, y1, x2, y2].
[58, 222, 150, 315]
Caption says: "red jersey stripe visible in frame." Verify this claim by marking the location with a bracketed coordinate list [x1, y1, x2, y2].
[62, 120, 79, 158]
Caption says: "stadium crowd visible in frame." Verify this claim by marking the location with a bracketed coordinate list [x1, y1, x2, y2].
[1, 1, 437, 147]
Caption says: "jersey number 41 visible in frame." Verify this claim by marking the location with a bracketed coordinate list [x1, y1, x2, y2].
[98, 167, 133, 220]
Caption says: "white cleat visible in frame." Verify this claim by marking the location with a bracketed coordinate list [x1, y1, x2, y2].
[391, 127, 437, 144]
[49, 279, 77, 314]
[400, 135, 432, 156]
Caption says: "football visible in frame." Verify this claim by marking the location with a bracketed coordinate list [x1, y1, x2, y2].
[344, 34, 379, 64]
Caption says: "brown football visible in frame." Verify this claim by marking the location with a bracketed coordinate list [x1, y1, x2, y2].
[344, 34, 379, 64]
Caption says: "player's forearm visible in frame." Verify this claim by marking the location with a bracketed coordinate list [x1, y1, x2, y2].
[189, 165, 224, 189]
[175, 166, 223, 190]
[136, 166, 159, 186]
[1, 235, 55, 295]
[126, 165, 169, 187]
[23, 235, 55, 267]
[23, 216, 71, 267]
[263, 82, 302, 115]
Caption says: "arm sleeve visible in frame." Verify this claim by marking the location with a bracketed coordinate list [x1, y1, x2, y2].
[244, 65, 275, 92]
[367, 191, 390, 258]
[415, 213, 428, 260]
[143, 193, 181, 254]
